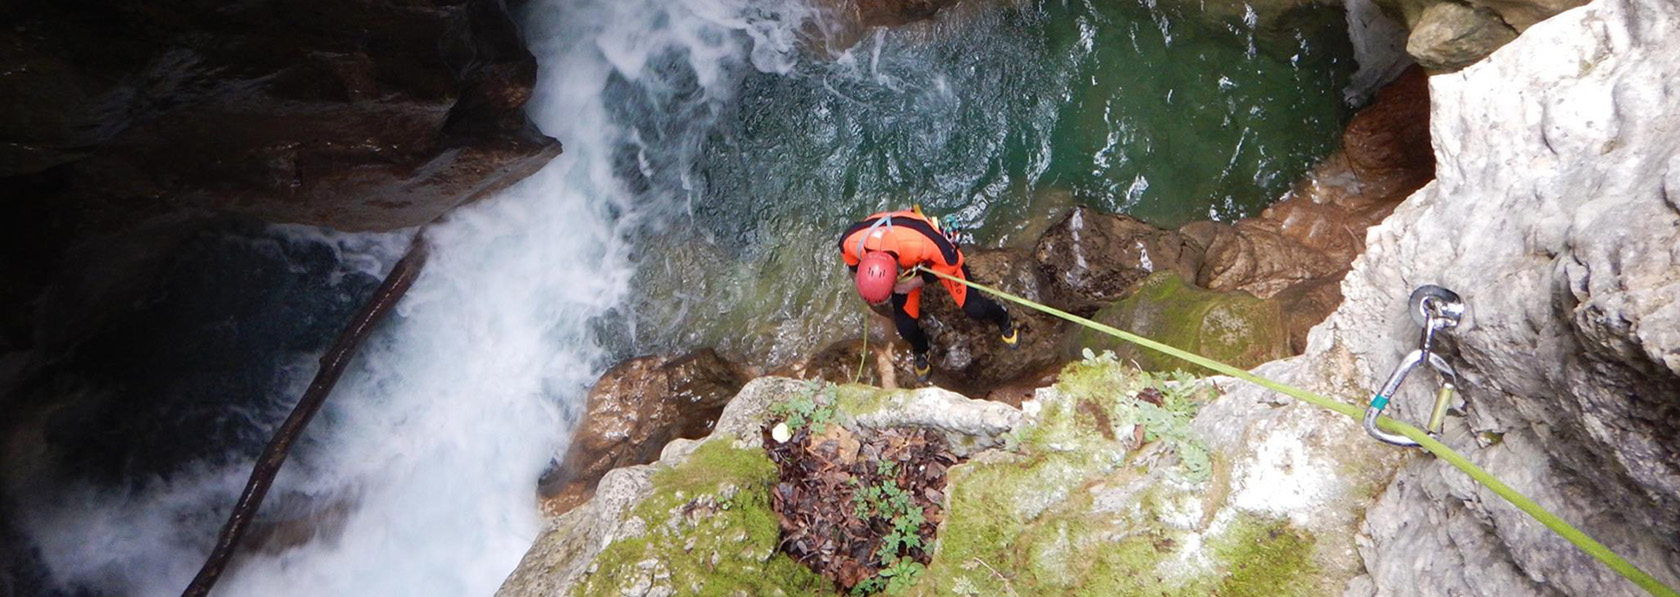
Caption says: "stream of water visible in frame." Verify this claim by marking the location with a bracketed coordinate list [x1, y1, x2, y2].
[4, 0, 1356, 594]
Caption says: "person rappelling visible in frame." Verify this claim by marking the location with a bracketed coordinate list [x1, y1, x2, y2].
[837, 207, 1018, 382]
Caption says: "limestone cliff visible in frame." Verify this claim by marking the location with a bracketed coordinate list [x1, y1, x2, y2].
[1210, 0, 1679, 592]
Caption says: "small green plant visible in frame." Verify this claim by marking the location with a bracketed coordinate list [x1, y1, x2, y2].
[772, 380, 840, 433]
[853, 557, 925, 595]
[875, 459, 898, 478]
[849, 471, 929, 595]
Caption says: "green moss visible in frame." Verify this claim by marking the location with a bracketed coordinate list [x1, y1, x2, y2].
[918, 356, 1323, 596]
[1045, 353, 1214, 482]
[832, 383, 899, 418]
[573, 441, 832, 596]
[1208, 517, 1319, 597]
[927, 466, 1320, 597]
[1081, 272, 1291, 374]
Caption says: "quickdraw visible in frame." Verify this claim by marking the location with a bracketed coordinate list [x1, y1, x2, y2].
[1363, 285, 1466, 447]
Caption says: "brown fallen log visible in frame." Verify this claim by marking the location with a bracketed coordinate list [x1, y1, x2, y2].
[182, 236, 430, 597]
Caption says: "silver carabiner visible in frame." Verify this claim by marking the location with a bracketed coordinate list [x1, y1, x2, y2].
[1364, 285, 1465, 447]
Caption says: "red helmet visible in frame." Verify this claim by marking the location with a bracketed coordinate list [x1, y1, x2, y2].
[855, 251, 897, 305]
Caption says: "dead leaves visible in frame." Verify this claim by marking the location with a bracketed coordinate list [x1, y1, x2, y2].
[764, 423, 961, 593]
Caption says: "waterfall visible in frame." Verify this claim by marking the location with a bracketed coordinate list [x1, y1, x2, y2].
[8, 0, 809, 595]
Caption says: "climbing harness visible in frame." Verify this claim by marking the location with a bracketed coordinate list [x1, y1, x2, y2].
[1364, 285, 1465, 447]
[910, 266, 1678, 597]
[854, 213, 894, 259]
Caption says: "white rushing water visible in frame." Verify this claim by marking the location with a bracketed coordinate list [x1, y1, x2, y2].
[9, 0, 809, 595]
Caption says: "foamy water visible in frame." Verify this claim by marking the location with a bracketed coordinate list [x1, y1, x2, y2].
[9, 0, 809, 594]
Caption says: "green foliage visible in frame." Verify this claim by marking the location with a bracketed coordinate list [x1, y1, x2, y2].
[847, 470, 929, 595]
[851, 477, 926, 564]
[772, 379, 840, 433]
[853, 557, 925, 596]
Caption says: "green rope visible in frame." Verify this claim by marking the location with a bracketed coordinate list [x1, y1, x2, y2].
[853, 301, 870, 384]
[920, 267, 1677, 597]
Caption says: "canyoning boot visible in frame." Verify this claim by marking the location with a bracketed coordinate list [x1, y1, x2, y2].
[1000, 319, 1019, 349]
[913, 352, 931, 383]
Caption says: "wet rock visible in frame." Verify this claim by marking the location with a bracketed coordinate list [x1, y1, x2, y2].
[1342, 66, 1434, 188]
[0, 0, 558, 234]
[853, 0, 964, 26]
[773, 338, 893, 388]
[807, 0, 971, 55]
[1190, 66, 1432, 300]
[1033, 207, 1203, 314]
[1407, 2, 1520, 71]
[1193, 221, 1345, 299]
[1271, 275, 1344, 354]
[1081, 272, 1293, 373]
[540, 349, 746, 515]
[918, 248, 1070, 394]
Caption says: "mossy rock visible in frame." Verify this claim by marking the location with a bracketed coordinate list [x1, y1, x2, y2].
[570, 440, 832, 596]
[918, 358, 1320, 596]
[1078, 272, 1291, 374]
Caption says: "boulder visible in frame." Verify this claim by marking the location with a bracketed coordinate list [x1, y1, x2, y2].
[539, 349, 746, 515]
[1191, 221, 1345, 299]
[1375, 0, 1584, 71]
[1033, 206, 1203, 314]
[1407, 2, 1520, 71]
[1080, 272, 1293, 374]
[1379, 0, 1587, 34]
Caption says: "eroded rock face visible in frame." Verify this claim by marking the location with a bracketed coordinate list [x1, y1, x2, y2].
[1208, 0, 1679, 593]
[1343, 65, 1435, 191]
[0, 0, 558, 233]
[1353, 0, 1680, 591]
[539, 349, 746, 515]
[1192, 220, 1346, 299]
